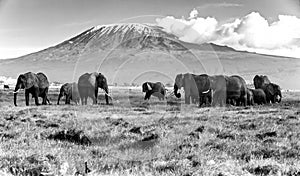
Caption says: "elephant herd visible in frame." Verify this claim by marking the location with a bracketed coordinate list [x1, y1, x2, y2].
[13, 72, 109, 106]
[12, 71, 281, 107]
[144, 73, 282, 107]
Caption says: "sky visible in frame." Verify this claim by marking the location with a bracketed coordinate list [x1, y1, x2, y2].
[0, 0, 300, 59]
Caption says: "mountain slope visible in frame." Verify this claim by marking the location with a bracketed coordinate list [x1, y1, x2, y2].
[0, 23, 299, 90]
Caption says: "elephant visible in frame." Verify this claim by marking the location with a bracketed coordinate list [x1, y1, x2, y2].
[173, 73, 202, 104]
[253, 75, 271, 89]
[246, 88, 254, 106]
[264, 83, 282, 103]
[193, 74, 212, 106]
[199, 89, 212, 106]
[4, 85, 9, 90]
[57, 83, 80, 105]
[225, 75, 248, 106]
[249, 88, 267, 105]
[199, 75, 247, 106]
[142, 82, 166, 100]
[78, 72, 109, 105]
[14, 72, 50, 106]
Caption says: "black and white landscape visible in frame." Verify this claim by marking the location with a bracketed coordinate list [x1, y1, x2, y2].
[0, 0, 300, 175]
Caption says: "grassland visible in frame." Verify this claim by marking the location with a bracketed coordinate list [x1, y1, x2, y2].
[0, 88, 300, 176]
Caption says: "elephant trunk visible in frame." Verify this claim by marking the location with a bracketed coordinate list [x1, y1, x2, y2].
[57, 93, 62, 105]
[174, 83, 181, 98]
[13, 84, 21, 106]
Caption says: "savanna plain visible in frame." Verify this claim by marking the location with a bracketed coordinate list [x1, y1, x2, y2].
[0, 88, 300, 176]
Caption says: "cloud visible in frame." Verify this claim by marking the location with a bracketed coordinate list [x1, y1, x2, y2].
[156, 10, 300, 58]
[156, 16, 218, 44]
[188, 8, 199, 19]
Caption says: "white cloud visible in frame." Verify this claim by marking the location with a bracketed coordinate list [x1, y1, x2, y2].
[156, 10, 300, 58]
[156, 15, 218, 44]
[188, 8, 198, 19]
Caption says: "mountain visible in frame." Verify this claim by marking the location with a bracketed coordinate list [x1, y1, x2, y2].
[0, 23, 299, 90]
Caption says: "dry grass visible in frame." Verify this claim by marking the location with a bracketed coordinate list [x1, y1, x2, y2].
[0, 88, 300, 175]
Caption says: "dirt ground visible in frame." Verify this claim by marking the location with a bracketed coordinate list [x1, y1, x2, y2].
[0, 88, 300, 176]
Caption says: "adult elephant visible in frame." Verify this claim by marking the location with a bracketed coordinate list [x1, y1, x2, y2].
[249, 88, 267, 105]
[142, 82, 166, 100]
[57, 83, 80, 105]
[14, 72, 50, 106]
[225, 75, 248, 106]
[193, 74, 212, 106]
[173, 73, 200, 104]
[264, 83, 282, 103]
[253, 75, 271, 89]
[78, 72, 109, 105]
[203, 75, 247, 106]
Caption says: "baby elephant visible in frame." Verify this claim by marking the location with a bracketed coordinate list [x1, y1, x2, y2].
[57, 83, 80, 105]
[249, 88, 267, 105]
[142, 82, 166, 100]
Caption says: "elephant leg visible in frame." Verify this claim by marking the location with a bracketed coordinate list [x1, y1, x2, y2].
[34, 90, 40, 106]
[213, 91, 220, 106]
[80, 94, 84, 105]
[271, 96, 276, 103]
[84, 96, 88, 105]
[94, 88, 98, 105]
[44, 89, 50, 105]
[191, 97, 196, 104]
[160, 93, 165, 100]
[42, 97, 46, 105]
[41, 92, 47, 105]
[25, 90, 30, 106]
[65, 95, 68, 104]
[211, 93, 217, 107]
[185, 94, 191, 104]
[145, 92, 151, 100]
[67, 95, 72, 104]
[199, 96, 203, 107]
[219, 92, 226, 107]
[46, 97, 51, 105]
[65, 94, 71, 104]
[262, 98, 267, 104]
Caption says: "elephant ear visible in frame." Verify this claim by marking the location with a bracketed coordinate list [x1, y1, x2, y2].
[66, 83, 72, 92]
[36, 72, 49, 89]
[186, 74, 192, 80]
[262, 76, 271, 84]
[88, 72, 98, 87]
[147, 83, 152, 91]
[175, 74, 183, 85]
[267, 84, 275, 95]
[24, 72, 38, 89]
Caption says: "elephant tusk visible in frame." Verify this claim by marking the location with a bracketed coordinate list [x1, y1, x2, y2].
[104, 92, 112, 98]
[13, 90, 20, 94]
[147, 83, 152, 91]
[169, 91, 175, 96]
[202, 89, 210, 94]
